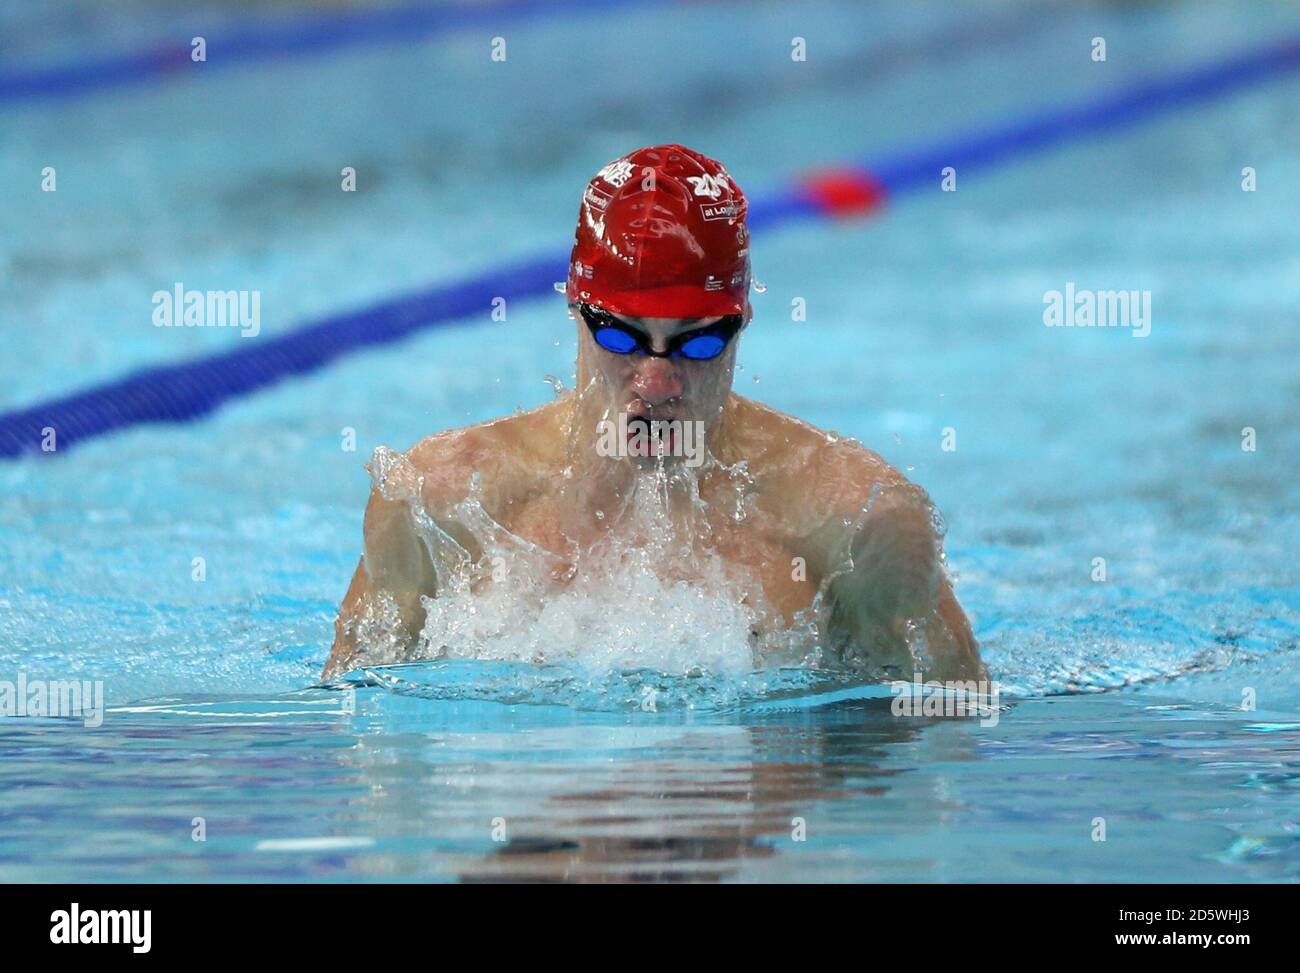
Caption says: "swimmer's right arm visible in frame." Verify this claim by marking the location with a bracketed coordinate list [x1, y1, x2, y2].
[323, 488, 436, 680]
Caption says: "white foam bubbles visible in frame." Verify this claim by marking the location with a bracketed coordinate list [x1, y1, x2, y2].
[361, 445, 817, 681]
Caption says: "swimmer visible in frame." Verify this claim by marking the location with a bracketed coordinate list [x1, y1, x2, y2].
[324, 144, 984, 683]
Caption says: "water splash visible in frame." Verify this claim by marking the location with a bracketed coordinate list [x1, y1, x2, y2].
[346, 417, 1284, 710]
[356, 441, 833, 686]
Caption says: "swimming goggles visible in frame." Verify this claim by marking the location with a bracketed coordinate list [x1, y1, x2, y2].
[578, 303, 744, 361]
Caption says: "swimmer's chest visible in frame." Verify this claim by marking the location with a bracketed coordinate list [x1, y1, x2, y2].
[499, 497, 819, 623]
[709, 521, 820, 623]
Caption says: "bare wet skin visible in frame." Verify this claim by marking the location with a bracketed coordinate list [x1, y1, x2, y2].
[326, 370, 984, 684]
[324, 303, 984, 683]
[419, 394, 824, 625]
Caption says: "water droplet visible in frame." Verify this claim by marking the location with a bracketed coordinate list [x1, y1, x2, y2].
[542, 374, 565, 396]
[893, 433, 902, 445]
[552, 281, 566, 293]
[595, 510, 605, 520]
[753, 279, 767, 294]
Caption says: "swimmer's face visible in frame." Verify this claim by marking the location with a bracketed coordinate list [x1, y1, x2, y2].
[574, 303, 750, 462]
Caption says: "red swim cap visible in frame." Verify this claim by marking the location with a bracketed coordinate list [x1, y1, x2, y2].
[566, 144, 750, 319]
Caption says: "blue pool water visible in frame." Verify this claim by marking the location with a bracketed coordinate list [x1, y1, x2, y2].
[2, 0, 1299, 882]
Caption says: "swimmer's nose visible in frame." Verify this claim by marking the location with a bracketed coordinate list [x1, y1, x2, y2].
[630, 356, 683, 407]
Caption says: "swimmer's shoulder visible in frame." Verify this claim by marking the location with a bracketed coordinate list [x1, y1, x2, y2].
[399, 399, 571, 506]
[726, 394, 919, 519]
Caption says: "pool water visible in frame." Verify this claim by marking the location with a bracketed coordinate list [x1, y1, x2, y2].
[2, 0, 1299, 882]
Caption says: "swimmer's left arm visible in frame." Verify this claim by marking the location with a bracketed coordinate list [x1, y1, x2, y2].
[824, 478, 984, 682]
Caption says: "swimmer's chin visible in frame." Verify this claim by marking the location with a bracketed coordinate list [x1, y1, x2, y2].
[592, 440, 702, 470]
[621, 450, 706, 471]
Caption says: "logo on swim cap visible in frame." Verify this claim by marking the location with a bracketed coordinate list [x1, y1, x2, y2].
[566, 144, 750, 319]
[596, 159, 637, 188]
[583, 184, 612, 211]
[686, 173, 728, 199]
[700, 200, 742, 222]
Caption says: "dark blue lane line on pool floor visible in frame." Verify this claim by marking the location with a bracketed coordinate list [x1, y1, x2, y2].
[0, 0, 657, 105]
[3, 34, 1299, 459]
[2, 2, 1059, 109]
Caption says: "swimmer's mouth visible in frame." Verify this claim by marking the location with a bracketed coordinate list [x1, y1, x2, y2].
[625, 414, 682, 456]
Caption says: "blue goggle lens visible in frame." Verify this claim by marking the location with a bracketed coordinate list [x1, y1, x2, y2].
[579, 304, 742, 361]
[593, 327, 640, 354]
[676, 334, 727, 360]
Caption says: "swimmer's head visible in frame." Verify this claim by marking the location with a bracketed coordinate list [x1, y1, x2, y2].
[567, 144, 751, 463]
[574, 302, 749, 465]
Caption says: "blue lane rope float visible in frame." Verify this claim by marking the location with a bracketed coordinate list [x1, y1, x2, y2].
[3, 34, 1299, 459]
